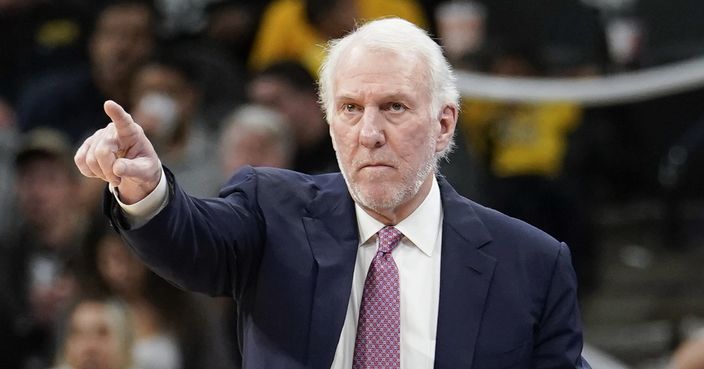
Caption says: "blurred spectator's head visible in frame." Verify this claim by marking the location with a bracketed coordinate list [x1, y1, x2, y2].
[89, 1, 156, 100]
[249, 61, 324, 146]
[486, 40, 544, 77]
[55, 297, 133, 369]
[14, 128, 78, 228]
[130, 51, 200, 149]
[204, 1, 256, 52]
[219, 104, 294, 176]
[435, 1, 486, 68]
[305, 0, 357, 39]
[95, 233, 148, 300]
[28, 257, 81, 327]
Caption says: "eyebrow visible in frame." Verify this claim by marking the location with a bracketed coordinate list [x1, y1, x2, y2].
[334, 91, 413, 102]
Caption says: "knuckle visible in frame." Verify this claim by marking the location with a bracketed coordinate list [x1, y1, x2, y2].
[85, 155, 98, 168]
[78, 167, 93, 177]
[95, 144, 113, 158]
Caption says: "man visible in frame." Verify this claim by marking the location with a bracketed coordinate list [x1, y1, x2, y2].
[218, 104, 295, 177]
[129, 51, 222, 197]
[75, 18, 590, 369]
[2, 128, 87, 368]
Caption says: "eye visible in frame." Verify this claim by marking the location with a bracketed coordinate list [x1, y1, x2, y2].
[386, 102, 407, 113]
[343, 103, 360, 113]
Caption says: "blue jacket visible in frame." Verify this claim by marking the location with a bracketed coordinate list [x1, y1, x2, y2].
[106, 166, 590, 369]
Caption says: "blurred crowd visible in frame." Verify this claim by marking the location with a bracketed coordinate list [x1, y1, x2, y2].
[1, 0, 704, 368]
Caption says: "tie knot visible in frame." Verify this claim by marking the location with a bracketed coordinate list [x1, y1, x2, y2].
[377, 226, 403, 254]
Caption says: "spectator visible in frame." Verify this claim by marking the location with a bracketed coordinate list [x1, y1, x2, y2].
[16, 0, 156, 144]
[212, 103, 297, 369]
[153, 0, 216, 37]
[248, 0, 427, 75]
[203, 0, 272, 67]
[94, 231, 232, 369]
[248, 61, 338, 174]
[0, 0, 94, 105]
[130, 51, 221, 197]
[434, 1, 487, 70]
[218, 104, 295, 179]
[94, 232, 181, 369]
[0, 128, 90, 369]
[459, 42, 596, 292]
[52, 296, 134, 369]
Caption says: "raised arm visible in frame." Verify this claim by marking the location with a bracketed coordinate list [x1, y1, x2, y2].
[75, 101, 266, 298]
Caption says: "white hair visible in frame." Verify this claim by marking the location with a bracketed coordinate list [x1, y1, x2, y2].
[219, 104, 295, 160]
[318, 17, 459, 160]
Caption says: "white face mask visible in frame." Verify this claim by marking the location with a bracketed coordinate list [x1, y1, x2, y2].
[136, 92, 179, 139]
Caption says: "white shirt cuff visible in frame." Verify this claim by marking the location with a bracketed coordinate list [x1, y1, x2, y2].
[109, 168, 168, 228]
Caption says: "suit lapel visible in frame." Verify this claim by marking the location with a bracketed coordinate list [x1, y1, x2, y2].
[300, 175, 496, 368]
[434, 177, 496, 369]
[303, 175, 359, 369]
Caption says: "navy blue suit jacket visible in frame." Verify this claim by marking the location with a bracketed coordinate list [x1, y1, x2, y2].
[106, 166, 590, 369]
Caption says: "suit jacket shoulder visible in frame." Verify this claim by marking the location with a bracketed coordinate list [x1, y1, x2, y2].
[435, 176, 588, 369]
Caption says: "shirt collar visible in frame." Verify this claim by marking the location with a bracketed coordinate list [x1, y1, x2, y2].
[354, 176, 442, 257]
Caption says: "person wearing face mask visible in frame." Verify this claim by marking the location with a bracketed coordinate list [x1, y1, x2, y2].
[74, 18, 590, 369]
[129, 51, 221, 197]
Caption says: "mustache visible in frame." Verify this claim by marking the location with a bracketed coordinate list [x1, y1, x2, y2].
[351, 155, 398, 169]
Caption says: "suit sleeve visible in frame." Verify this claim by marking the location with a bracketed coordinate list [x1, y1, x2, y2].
[533, 242, 591, 369]
[104, 166, 265, 299]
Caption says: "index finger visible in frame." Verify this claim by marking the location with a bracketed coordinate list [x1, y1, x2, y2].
[104, 100, 139, 140]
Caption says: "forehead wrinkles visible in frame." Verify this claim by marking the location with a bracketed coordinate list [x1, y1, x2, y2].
[334, 49, 431, 103]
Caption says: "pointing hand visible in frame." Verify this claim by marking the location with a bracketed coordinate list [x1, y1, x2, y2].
[74, 100, 161, 204]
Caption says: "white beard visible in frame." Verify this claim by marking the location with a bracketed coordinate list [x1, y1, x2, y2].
[336, 137, 437, 214]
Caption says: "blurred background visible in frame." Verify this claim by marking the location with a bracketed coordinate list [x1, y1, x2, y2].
[1, 0, 704, 368]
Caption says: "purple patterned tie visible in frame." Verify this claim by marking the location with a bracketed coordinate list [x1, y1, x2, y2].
[353, 226, 403, 369]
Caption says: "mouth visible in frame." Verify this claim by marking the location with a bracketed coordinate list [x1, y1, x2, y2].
[359, 163, 394, 171]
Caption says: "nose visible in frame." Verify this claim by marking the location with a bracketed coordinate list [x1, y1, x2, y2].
[359, 108, 386, 148]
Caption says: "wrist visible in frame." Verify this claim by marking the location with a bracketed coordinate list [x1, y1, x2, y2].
[116, 167, 162, 205]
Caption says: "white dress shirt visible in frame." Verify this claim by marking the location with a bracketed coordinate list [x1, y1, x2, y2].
[330, 177, 443, 369]
[115, 170, 444, 369]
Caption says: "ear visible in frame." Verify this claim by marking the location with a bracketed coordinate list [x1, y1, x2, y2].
[434, 104, 458, 153]
[329, 123, 338, 152]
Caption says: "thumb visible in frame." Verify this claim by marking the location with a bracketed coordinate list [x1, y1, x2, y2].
[113, 157, 159, 183]
[104, 100, 139, 141]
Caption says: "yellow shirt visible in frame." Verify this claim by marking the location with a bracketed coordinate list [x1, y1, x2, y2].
[248, 0, 428, 76]
[461, 100, 581, 178]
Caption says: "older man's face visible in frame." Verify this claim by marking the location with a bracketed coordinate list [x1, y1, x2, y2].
[329, 47, 453, 220]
